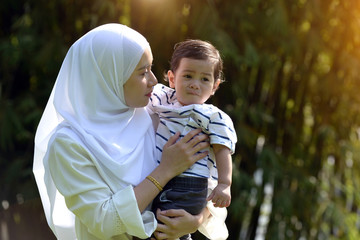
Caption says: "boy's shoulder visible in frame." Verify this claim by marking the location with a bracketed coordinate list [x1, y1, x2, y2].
[194, 104, 232, 123]
[151, 83, 177, 106]
[153, 83, 174, 95]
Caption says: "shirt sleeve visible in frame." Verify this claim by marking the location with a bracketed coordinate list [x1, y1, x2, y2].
[208, 109, 237, 154]
[47, 133, 156, 239]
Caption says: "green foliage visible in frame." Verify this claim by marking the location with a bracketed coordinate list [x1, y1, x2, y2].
[1, 0, 360, 239]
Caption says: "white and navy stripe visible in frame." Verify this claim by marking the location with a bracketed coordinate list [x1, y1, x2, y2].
[148, 84, 237, 179]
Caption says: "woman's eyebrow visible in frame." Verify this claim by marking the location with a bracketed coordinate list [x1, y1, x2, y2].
[137, 64, 152, 71]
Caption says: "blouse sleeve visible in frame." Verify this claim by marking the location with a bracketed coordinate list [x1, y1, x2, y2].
[47, 133, 156, 239]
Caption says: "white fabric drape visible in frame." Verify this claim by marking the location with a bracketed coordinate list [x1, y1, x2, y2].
[33, 23, 157, 239]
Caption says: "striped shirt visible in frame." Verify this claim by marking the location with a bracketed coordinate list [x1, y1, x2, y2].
[148, 84, 237, 179]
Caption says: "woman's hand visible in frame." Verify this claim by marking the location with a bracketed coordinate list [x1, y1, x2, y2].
[135, 129, 208, 213]
[159, 129, 209, 179]
[153, 208, 207, 240]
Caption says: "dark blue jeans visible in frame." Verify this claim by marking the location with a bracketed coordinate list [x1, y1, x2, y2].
[151, 176, 208, 240]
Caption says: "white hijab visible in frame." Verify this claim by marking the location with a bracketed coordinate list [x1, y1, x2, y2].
[33, 23, 156, 238]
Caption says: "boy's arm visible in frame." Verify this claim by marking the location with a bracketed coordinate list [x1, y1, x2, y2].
[207, 144, 232, 207]
[212, 144, 232, 187]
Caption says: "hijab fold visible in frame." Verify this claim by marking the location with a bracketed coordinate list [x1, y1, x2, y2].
[33, 23, 156, 238]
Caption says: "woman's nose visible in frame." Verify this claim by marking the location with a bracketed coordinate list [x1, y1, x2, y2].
[148, 71, 158, 86]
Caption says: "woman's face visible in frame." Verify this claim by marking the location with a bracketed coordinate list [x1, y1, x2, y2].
[124, 48, 157, 107]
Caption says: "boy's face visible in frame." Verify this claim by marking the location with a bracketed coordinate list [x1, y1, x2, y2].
[168, 58, 220, 106]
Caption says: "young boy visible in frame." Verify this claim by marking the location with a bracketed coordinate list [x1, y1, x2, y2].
[148, 39, 237, 239]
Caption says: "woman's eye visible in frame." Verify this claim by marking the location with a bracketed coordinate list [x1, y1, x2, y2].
[141, 66, 153, 76]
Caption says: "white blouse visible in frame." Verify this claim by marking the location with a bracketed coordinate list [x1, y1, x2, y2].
[44, 126, 157, 239]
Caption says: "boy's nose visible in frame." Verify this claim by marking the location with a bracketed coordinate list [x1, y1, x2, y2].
[189, 81, 199, 89]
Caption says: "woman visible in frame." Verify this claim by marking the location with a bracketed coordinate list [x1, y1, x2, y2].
[33, 24, 227, 239]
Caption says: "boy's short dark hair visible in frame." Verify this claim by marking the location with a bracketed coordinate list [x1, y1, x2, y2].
[169, 39, 224, 82]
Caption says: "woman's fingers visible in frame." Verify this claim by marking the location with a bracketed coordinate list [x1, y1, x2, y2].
[153, 231, 166, 240]
[163, 131, 180, 149]
[191, 150, 209, 164]
[154, 210, 176, 239]
[184, 130, 209, 147]
[158, 208, 186, 219]
[182, 130, 209, 156]
[165, 129, 209, 154]
[154, 208, 197, 239]
[160, 129, 209, 177]
[153, 231, 177, 240]
[180, 128, 202, 143]
[192, 140, 209, 154]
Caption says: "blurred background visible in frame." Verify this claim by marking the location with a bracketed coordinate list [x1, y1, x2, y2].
[1, 0, 360, 239]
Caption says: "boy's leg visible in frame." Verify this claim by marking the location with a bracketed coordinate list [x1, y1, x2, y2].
[152, 176, 208, 215]
[151, 176, 208, 240]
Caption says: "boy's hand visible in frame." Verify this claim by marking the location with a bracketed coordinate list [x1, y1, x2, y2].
[206, 183, 231, 208]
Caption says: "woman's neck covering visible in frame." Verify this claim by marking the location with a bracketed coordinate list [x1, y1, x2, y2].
[33, 23, 156, 239]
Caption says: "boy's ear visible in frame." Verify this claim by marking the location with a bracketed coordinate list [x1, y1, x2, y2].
[168, 70, 175, 88]
[212, 79, 221, 95]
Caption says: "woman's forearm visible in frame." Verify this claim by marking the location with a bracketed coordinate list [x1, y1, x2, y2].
[134, 164, 173, 212]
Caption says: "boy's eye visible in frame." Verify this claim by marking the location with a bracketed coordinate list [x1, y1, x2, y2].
[184, 74, 192, 79]
[202, 77, 209, 82]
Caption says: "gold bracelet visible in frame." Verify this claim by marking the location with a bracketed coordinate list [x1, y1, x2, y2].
[146, 175, 163, 191]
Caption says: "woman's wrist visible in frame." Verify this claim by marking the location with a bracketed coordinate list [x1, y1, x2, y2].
[146, 175, 163, 191]
[149, 164, 173, 189]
